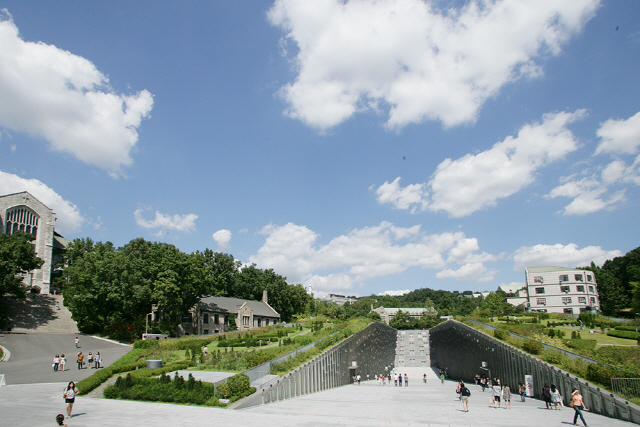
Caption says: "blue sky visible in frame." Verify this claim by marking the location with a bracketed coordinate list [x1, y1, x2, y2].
[1, 1, 639, 297]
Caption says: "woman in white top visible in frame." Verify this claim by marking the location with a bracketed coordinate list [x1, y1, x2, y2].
[53, 354, 60, 372]
[63, 381, 79, 419]
[550, 384, 562, 410]
[492, 381, 502, 408]
[59, 354, 66, 372]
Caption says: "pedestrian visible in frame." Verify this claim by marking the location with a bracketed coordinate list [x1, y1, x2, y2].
[53, 354, 60, 372]
[542, 383, 552, 409]
[55, 413, 67, 427]
[440, 372, 445, 384]
[94, 352, 101, 369]
[76, 352, 84, 370]
[74, 337, 79, 348]
[520, 382, 527, 402]
[394, 374, 398, 386]
[63, 381, 79, 419]
[460, 382, 471, 412]
[492, 381, 502, 408]
[404, 373, 408, 386]
[456, 380, 463, 400]
[423, 373, 427, 384]
[59, 354, 66, 372]
[550, 384, 562, 410]
[56, 301, 60, 310]
[503, 382, 511, 409]
[357, 374, 361, 385]
[88, 352, 93, 368]
[367, 373, 370, 381]
[570, 388, 588, 426]
[203, 346, 208, 357]
[481, 377, 486, 392]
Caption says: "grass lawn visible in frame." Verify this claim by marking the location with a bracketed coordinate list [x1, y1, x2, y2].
[555, 325, 638, 346]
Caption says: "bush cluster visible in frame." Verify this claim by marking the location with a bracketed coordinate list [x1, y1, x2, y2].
[133, 340, 160, 349]
[493, 329, 510, 340]
[522, 339, 544, 355]
[105, 372, 220, 406]
[607, 330, 640, 340]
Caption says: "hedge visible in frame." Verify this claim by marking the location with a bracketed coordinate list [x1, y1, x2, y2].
[607, 330, 640, 340]
[522, 339, 544, 355]
[493, 329, 510, 340]
[564, 339, 597, 351]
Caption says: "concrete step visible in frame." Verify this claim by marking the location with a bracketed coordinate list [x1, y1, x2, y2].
[5, 294, 79, 334]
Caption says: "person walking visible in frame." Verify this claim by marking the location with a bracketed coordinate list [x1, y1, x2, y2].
[503, 382, 512, 409]
[53, 354, 60, 372]
[398, 373, 403, 387]
[492, 380, 502, 408]
[76, 352, 84, 370]
[59, 354, 66, 372]
[87, 352, 93, 368]
[440, 372, 445, 384]
[542, 383, 552, 409]
[423, 373, 427, 384]
[394, 374, 398, 386]
[460, 382, 471, 412]
[570, 388, 589, 426]
[74, 337, 79, 348]
[94, 352, 101, 369]
[550, 384, 562, 410]
[404, 373, 408, 386]
[481, 377, 486, 392]
[63, 381, 79, 419]
[520, 382, 527, 402]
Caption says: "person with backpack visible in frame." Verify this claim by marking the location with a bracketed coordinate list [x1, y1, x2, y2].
[460, 382, 471, 412]
[542, 383, 552, 409]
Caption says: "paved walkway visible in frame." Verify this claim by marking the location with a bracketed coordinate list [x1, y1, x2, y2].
[0, 366, 631, 427]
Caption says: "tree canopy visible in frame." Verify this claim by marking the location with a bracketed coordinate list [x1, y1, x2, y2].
[60, 237, 312, 336]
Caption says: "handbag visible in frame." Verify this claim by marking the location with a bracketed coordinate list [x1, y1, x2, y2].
[490, 398, 495, 404]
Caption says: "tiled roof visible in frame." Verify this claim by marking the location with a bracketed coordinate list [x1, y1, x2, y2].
[199, 296, 280, 318]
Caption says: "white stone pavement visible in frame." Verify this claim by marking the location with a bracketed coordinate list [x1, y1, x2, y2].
[0, 366, 633, 427]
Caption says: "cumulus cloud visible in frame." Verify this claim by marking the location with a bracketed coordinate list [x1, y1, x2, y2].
[0, 10, 153, 176]
[546, 110, 640, 215]
[374, 177, 429, 213]
[212, 229, 232, 250]
[268, 0, 598, 130]
[376, 110, 584, 217]
[249, 221, 499, 292]
[595, 111, 640, 155]
[379, 289, 411, 297]
[512, 243, 622, 271]
[134, 208, 197, 233]
[0, 170, 83, 234]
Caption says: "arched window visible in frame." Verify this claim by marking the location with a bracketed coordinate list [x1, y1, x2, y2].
[4, 206, 39, 238]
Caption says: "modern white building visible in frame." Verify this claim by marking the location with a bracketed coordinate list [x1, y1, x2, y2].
[0, 191, 68, 294]
[524, 266, 599, 314]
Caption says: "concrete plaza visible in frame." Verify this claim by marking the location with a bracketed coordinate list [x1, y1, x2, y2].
[0, 365, 633, 427]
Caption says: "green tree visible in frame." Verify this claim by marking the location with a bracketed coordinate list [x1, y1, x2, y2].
[0, 231, 45, 327]
[0, 231, 45, 299]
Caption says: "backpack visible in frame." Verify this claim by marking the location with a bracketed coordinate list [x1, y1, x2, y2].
[462, 387, 471, 397]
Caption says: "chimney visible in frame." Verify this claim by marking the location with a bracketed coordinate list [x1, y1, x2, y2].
[262, 290, 268, 304]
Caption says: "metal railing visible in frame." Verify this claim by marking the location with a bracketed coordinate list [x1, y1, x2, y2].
[612, 378, 640, 400]
[430, 319, 640, 425]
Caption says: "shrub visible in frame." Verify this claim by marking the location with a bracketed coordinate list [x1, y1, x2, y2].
[586, 363, 613, 386]
[522, 340, 544, 355]
[133, 340, 160, 349]
[607, 330, 640, 340]
[564, 339, 597, 351]
[493, 329, 510, 340]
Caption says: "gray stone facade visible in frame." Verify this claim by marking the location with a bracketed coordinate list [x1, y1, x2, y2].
[0, 191, 65, 294]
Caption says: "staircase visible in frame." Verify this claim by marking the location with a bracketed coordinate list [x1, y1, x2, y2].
[394, 330, 431, 369]
[4, 293, 79, 334]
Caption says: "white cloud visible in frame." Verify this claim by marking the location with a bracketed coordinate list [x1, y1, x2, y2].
[595, 110, 640, 155]
[545, 110, 640, 215]
[376, 110, 584, 217]
[512, 243, 622, 271]
[379, 289, 411, 297]
[374, 177, 428, 213]
[212, 229, 232, 250]
[0, 10, 153, 176]
[437, 262, 496, 282]
[134, 208, 197, 233]
[0, 170, 83, 233]
[249, 221, 499, 292]
[268, 0, 598, 130]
